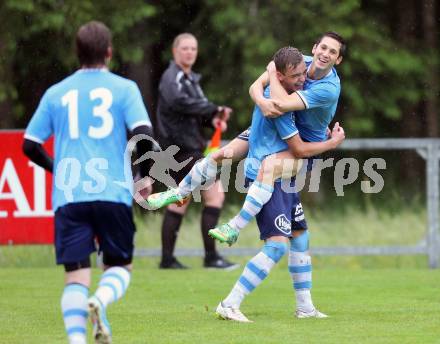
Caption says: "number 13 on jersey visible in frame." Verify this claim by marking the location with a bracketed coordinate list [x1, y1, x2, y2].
[62, 87, 114, 139]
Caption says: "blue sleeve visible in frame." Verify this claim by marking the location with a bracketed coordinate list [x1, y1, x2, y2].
[124, 81, 152, 131]
[273, 112, 298, 140]
[263, 86, 271, 99]
[296, 82, 339, 109]
[24, 90, 53, 143]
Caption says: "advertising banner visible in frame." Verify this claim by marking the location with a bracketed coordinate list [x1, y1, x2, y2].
[0, 130, 54, 244]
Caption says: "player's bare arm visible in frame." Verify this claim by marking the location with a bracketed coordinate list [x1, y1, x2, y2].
[257, 122, 345, 184]
[267, 61, 306, 113]
[249, 71, 283, 118]
[286, 122, 344, 158]
[210, 137, 249, 164]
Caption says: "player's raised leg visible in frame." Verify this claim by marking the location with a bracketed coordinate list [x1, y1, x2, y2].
[209, 151, 303, 245]
[289, 230, 327, 318]
[216, 240, 288, 322]
[209, 180, 274, 246]
[147, 137, 249, 209]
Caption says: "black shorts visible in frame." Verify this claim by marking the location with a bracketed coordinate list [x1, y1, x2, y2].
[169, 150, 205, 184]
[243, 178, 308, 240]
[54, 201, 136, 265]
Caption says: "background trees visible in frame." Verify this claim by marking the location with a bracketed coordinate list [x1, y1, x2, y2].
[0, 0, 438, 186]
[2, 0, 438, 137]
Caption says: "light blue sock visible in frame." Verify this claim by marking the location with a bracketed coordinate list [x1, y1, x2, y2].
[178, 156, 219, 196]
[228, 181, 274, 230]
[289, 231, 315, 312]
[223, 241, 287, 308]
[61, 283, 88, 344]
[93, 266, 131, 308]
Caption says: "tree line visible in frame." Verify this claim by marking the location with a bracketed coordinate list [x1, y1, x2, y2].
[0, 0, 438, 187]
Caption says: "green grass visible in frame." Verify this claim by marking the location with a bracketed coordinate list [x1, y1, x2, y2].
[133, 201, 427, 249]
[0, 200, 429, 268]
[0, 201, 436, 342]
[0, 263, 439, 344]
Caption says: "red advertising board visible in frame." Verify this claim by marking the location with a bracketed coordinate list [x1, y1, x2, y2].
[0, 130, 54, 244]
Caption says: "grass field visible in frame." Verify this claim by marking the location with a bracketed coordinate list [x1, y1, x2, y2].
[1, 261, 440, 344]
[1, 199, 438, 343]
[0, 201, 429, 268]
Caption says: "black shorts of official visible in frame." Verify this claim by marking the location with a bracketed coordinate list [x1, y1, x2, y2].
[169, 150, 205, 184]
[54, 201, 136, 266]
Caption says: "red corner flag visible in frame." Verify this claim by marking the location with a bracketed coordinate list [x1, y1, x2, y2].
[204, 125, 222, 156]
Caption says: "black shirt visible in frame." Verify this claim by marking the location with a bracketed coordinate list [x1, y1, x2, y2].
[155, 61, 218, 152]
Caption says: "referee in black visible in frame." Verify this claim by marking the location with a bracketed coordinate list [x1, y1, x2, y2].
[155, 33, 237, 270]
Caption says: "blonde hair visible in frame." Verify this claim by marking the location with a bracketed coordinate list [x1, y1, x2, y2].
[172, 33, 197, 48]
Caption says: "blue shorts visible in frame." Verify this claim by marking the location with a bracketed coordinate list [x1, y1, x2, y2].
[251, 179, 308, 240]
[54, 201, 136, 265]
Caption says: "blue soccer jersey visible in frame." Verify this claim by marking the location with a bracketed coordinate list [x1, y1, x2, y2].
[25, 69, 151, 210]
[295, 55, 341, 142]
[245, 86, 298, 180]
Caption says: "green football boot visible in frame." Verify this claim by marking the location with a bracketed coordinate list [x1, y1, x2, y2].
[146, 189, 189, 210]
[208, 223, 239, 246]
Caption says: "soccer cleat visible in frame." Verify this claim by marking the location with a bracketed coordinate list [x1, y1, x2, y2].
[204, 255, 239, 270]
[159, 257, 189, 269]
[146, 189, 189, 209]
[295, 308, 328, 319]
[208, 223, 239, 246]
[88, 296, 112, 344]
[215, 302, 253, 323]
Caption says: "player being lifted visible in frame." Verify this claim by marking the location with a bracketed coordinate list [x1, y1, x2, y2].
[23, 21, 153, 343]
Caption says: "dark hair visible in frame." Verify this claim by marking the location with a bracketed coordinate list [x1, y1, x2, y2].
[315, 31, 346, 57]
[76, 21, 112, 66]
[273, 47, 303, 74]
